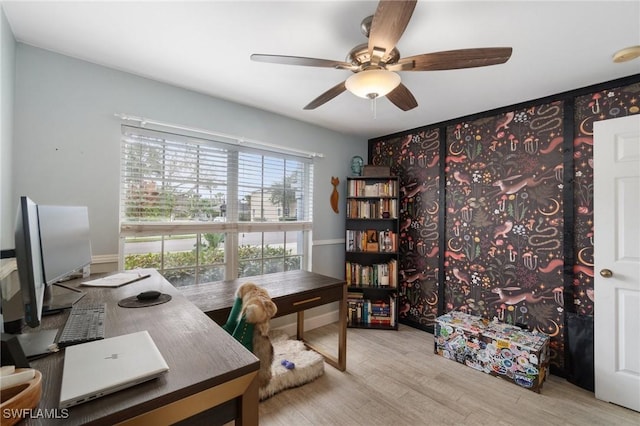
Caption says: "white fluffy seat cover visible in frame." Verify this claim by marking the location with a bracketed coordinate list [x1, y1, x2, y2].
[259, 330, 325, 400]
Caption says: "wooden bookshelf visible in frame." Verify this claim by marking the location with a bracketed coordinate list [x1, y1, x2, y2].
[345, 176, 399, 330]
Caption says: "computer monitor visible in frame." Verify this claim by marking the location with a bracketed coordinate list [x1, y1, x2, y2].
[38, 205, 92, 310]
[14, 196, 46, 328]
[12, 196, 91, 357]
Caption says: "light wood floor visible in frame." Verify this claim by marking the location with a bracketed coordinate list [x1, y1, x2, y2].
[256, 323, 640, 426]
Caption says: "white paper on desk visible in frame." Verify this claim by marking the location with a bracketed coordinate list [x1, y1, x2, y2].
[81, 272, 151, 288]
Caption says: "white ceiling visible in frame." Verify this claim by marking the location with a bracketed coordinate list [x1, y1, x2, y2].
[3, 1, 640, 140]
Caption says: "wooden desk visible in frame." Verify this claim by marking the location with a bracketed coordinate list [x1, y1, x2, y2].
[180, 270, 347, 372]
[24, 269, 259, 426]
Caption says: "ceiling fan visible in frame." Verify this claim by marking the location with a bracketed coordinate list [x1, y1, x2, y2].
[250, 0, 512, 111]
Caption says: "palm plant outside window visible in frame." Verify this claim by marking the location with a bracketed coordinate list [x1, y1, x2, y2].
[119, 125, 314, 287]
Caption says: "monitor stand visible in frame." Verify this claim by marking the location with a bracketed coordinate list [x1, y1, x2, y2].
[42, 282, 86, 315]
[6, 284, 86, 361]
[16, 329, 59, 359]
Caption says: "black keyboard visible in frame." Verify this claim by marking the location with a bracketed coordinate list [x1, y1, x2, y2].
[57, 303, 106, 348]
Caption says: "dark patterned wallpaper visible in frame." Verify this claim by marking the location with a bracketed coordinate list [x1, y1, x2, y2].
[572, 82, 640, 315]
[369, 76, 640, 374]
[370, 130, 442, 329]
[444, 102, 565, 370]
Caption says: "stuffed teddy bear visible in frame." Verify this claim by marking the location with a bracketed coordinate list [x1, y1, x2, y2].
[223, 282, 278, 388]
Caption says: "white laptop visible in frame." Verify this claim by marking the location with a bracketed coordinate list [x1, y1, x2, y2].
[59, 330, 169, 408]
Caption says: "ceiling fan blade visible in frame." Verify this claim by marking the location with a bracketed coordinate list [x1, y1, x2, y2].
[251, 54, 357, 71]
[386, 83, 418, 111]
[304, 81, 347, 110]
[368, 0, 417, 64]
[388, 47, 513, 71]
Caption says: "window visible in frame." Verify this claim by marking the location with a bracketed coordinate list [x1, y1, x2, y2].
[119, 125, 313, 286]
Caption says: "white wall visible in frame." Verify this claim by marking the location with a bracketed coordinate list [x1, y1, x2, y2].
[0, 7, 15, 252]
[10, 44, 364, 280]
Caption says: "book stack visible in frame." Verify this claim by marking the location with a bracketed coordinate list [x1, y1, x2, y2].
[346, 295, 396, 327]
[369, 300, 394, 326]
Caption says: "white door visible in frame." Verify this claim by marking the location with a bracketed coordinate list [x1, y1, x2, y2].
[594, 114, 640, 412]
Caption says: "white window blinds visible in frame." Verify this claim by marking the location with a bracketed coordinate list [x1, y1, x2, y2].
[120, 125, 314, 226]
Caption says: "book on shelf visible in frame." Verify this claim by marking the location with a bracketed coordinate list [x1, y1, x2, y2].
[378, 229, 397, 252]
[363, 184, 378, 197]
[346, 297, 396, 327]
[346, 199, 398, 219]
[346, 259, 398, 287]
[347, 299, 366, 325]
[365, 229, 379, 251]
[348, 179, 398, 197]
[345, 230, 397, 253]
[370, 300, 391, 316]
[369, 315, 393, 326]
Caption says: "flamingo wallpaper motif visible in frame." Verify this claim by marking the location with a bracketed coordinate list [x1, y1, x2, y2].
[368, 77, 639, 375]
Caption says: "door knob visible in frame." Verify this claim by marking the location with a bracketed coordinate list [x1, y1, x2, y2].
[600, 269, 613, 278]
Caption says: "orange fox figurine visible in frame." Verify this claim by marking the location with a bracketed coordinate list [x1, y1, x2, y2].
[330, 177, 340, 213]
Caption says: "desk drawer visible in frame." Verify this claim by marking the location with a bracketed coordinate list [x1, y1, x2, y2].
[275, 285, 343, 317]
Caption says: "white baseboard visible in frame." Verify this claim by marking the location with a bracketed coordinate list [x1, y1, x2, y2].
[312, 238, 344, 246]
[89, 255, 119, 274]
[92, 254, 119, 264]
[0, 259, 17, 280]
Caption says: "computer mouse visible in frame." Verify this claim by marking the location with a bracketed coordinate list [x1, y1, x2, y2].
[137, 290, 161, 301]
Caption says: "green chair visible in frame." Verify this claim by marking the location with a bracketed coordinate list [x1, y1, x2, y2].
[222, 296, 255, 352]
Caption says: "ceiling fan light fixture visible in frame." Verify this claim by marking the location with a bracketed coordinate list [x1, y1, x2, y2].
[613, 46, 640, 63]
[345, 69, 401, 99]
